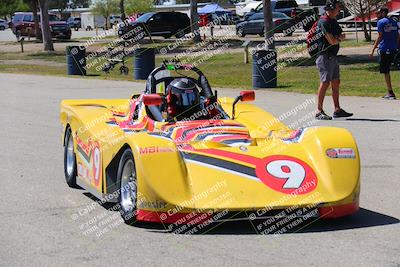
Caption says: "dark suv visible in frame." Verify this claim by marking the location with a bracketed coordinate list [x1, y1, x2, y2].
[118, 12, 190, 40]
[11, 12, 71, 39]
[244, 0, 317, 31]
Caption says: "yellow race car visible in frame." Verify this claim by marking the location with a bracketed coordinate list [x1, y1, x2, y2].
[60, 62, 360, 226]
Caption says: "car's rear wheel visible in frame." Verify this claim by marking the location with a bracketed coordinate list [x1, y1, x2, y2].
[64, 127, 77, 188]
[118, 149, 137, 224]
[0, 26, 5, 31]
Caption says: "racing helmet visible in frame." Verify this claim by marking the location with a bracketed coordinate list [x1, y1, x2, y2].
[166, 78, 200, 116]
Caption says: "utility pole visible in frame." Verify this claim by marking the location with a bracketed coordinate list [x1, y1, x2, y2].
[263, 0, 275, 49]
[252, 0, 277, 89]
[190, 0, 201, 43]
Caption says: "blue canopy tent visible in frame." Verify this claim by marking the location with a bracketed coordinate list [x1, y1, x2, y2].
[198, 3, 233, 26]
[198, 3, 232, 15]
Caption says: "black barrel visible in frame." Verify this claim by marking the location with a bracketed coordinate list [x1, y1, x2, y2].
[252, 49, 277, 89]
[134, 48, 155, 80]
[66, 46, 86, 75]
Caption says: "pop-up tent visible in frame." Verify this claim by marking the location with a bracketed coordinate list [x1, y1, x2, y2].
[198, 3, 231, 15]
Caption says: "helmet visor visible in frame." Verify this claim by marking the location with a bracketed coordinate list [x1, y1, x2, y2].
[180, 89, 197, 106]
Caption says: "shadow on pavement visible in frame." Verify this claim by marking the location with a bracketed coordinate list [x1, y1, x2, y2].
[346, 118, 400, 122]
[81, 194, 398, 235]
[138, 208, 399, 235]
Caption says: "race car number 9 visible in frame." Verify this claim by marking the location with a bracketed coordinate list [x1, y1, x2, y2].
[266, 160, 305, 189]
[255, 155, 317, 195]
[92, 145, 101, 187]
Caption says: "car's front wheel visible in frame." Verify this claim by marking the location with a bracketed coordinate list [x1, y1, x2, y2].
[118, 149, 137, 224]
[0, 26, 5, 31]
[64, 127, 77, 188]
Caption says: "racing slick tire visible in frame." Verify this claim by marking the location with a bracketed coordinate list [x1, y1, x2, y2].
[64, 127, 78, 188]
[117, 149, 137, 225]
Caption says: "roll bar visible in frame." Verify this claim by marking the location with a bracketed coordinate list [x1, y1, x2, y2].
[145, 60, 213, 98]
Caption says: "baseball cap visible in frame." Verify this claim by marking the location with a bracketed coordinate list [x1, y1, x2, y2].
[378, 6, 389, 14]
[324, 0, 341, 11]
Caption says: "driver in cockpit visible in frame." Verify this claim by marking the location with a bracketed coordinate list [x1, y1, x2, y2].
[165, 78, 202, 121]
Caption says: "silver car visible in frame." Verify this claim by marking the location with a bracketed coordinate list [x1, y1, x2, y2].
[0, 19, 9, 30]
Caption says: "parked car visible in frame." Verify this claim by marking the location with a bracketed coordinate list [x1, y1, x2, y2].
[110, 15, 122, 26]
[236, 11, 295, 37]
[11, 12, 71, 39]
[118, 12, 190, 40]
[67, 17, 81, 30]
[244, 0, 317, 31]
[235, 0, 263, 17]
[0, 19, 9, 30]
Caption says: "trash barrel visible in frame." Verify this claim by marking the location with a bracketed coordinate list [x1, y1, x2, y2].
[134, 48, 155, 80]
[252, 49, 277, 89]
[66, 46, 86, 75]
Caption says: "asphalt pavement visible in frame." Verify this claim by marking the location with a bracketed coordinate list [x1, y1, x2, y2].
[0, 73, 399, 266]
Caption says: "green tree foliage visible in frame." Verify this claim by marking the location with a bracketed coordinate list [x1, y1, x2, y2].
[70, 0, 91, 9]
[344, 0, 388, 41]
[125, 0, 154, 15]
[0, 0, 29, 17]
[91, 0, 119, 29]
[49, 0, 69, 12]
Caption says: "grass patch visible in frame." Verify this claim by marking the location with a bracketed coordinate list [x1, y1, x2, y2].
[0, 50, 395, 97]
[340, 39, 373, 48]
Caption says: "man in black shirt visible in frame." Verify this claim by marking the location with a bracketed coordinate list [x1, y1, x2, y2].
[315, 0, 353, 120]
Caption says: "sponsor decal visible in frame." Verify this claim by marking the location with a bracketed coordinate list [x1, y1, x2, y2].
[139, 146, 175, 154]
[77, 163, 90, 183]
[137, 200, 167, 209]
[326, 148, 356, 159]
[76, 136, 102, 187]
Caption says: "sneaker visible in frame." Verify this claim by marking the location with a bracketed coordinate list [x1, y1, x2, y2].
[333, 108, 353, 118]
[316, 110, 332, 120]
[382, 94, 396, 100]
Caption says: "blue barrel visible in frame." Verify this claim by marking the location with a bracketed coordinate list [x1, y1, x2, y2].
[252, 50, 277, 89]
[66, 46, 86, 75]
[134, 48, 155, 80]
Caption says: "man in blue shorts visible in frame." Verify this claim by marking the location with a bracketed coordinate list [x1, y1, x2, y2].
[371, 7, 399, 100]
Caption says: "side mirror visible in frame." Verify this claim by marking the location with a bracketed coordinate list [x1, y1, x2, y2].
[232, 90, 255, 119]
[143, 94, 162, 106]
[240, 90, 255, 102]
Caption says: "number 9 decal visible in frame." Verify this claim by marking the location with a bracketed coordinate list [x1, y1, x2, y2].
[255, 156, 317, 195]
[92, 142, 101, 187]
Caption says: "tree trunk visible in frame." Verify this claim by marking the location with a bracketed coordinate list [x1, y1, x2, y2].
[359, 1, 370, 41]
[31, 0, 41, 40]
[367, 0, 372, 41]
[38, 0, 54, 51]
[263, 0, 275, 49]
[120, 0, 126, 21]
[190, 0, 201, 43]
